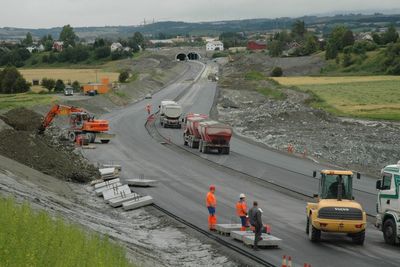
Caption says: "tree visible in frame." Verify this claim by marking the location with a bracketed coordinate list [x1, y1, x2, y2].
[59, 24, 77, 47]
[269, 40, 283, 57]
[342, 30, 355, 48]
[95, 46, 111, 59]
[342, 48, 353, 67]
[93, 38, 106, 48]
[54, 79, 65, 92]
[383, 24, 399, 44]
[119, 70, 129, 83]
[72, 80, 80, 91]
[291, 20, 306, 39]
[325, 41, 338, 60]
[133, 32, 145, 49]
[41, 78, 56, 91]
[0, 67, 30, 94]
[22, 32, 33, 46]
[304, 35, 318, 55]
[372, 33, 382, 45]
[41, 34, 54, 51]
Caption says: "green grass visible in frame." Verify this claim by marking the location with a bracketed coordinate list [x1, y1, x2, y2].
[258, 87, 287, 100]
[0, 92, 56, 110]
[244, 71, 266, 81]
[0, 197, 134, 267]
[297, 79, 400, 120]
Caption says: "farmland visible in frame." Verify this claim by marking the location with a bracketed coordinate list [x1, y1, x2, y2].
[273, 76, 400, 120]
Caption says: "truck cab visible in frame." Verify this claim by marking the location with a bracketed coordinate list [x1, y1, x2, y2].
[159, 100, 182, 128]
[306, 170, 366, 245]
[375, 163, 400, 244]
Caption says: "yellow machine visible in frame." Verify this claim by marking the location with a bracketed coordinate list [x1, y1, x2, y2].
[306, 170, 366, 245]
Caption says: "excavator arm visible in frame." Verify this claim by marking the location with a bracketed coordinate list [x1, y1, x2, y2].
[38, 104, 85, 133]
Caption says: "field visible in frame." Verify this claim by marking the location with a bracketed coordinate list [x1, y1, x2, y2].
[272, 76, 400, 120]
[0, 197, 133, 267]
[0, 93, 56, 110]
[20, 68, 120, 84]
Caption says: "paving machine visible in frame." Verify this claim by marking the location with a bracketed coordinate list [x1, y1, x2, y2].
[306, 170, 366, 245]
[38, 104, 114, 143]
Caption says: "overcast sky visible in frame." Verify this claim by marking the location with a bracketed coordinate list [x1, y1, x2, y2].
[1, 0, 399, 28]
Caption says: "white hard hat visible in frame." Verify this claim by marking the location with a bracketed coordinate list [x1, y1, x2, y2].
[239, 193, 246, 198]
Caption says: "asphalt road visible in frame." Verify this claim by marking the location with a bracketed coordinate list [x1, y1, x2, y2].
[84, 61, 400, 267]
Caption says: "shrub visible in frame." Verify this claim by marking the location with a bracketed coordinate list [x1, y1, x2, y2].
[119, 71, 130, 83]
[41, 78, 56, 91]
[72, 80, 80, 91]
[54, 79, 65, 92]
[0, 67, 30, 93]
[271, 67, 283, 77]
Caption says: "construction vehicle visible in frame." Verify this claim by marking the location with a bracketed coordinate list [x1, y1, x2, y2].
[197, 120, 232, 154]
[159, 100, 182, 128]
[38, 104, 114, 143]
[306, 170, 366, 245]
[183, 113, 208, 148]
[375, 161, 400, 245]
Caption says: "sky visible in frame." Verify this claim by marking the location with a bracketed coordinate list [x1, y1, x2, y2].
[0, 0, 399, 28]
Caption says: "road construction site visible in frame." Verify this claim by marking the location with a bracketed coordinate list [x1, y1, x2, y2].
[1, 52, 400, 267]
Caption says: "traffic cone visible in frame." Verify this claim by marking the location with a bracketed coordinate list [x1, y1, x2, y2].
[281, 255, 287, 267]
[287, 256, 292, 267]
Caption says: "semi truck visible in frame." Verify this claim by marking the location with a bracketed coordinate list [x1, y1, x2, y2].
[375, 162, 400, 245]
[306, 170, 366, 245]
[197, 120, 232, 154]
[183, 113, 208, 148]
[159, 100, 182, 128]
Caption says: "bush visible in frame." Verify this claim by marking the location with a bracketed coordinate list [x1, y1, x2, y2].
[54, 79, 65, 92]
[72, 80, 80, 91]
[0, 67, 30, 93]
[119, 71, 130, 83]
[41, 78, 56, 91]
[95, 46, 111, 59]
[271, 67, 283, 77]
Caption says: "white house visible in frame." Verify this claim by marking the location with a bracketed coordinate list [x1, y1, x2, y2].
[110, 42, 123, 52]
[206, 41, 224, 51]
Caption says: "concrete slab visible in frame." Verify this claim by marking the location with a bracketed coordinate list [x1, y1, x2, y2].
[95, 182, 122, 196]
[102, 174, 120, 181]
[215, 224, 242, 235]
[124, 179, 158, 187]
[108, 192, 141, 208]
[242, 234, 282, 248]
[230, 230, 254, 241]
[101, 164, 122, 172]
[99, 167, 116, 176]
[94, 178, 120, 189]
[122, 196, 153, 211]
[102, 185, 131, 202]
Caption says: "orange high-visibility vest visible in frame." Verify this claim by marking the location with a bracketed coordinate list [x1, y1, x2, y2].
[236, 201, 247, 217]
[206, 192, 216, 207]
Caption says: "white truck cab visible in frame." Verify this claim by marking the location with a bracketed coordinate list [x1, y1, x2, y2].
[159, 100, 182, 128]
[375, 162, 400, 244]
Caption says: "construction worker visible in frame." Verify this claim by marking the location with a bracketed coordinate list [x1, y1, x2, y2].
[145, 103, 152, 115]
[249, 201, 263, 250]
[236, 193, 248, 231]
[206, 184, 217, 231]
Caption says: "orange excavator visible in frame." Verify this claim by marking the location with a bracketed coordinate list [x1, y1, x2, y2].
[38, 104, 113, 143]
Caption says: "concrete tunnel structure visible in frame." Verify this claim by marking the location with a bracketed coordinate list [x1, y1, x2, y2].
[176, 52, 201, 61]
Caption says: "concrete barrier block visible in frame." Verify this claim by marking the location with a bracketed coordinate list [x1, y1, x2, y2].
[95, 182, 122, 196]
[215, 224, 242, 235]
[122, 196, 153, 211]
[242, 234, 282, 248]
[108, 193, 141, 208]
[103, 185, 131, 202]
[123, 179, 158, 187]
[230, 230, 254, 241]
[94, 178, 120, 189]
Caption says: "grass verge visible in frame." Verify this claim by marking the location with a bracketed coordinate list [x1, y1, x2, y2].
[0, 92, 56, 110]
[0, 197, 133, 267]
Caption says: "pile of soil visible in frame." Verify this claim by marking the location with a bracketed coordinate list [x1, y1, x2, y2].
[0, 108, 98, 182]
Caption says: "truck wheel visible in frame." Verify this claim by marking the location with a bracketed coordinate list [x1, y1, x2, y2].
[352, 230, 365, 245]
[306, 216, 310, 234]
[218, 148, 222, 154]
[68, 131, 76, 142]
[198, 140, 203, 152]
[87, 132, 96, 143]
[383, 218, 397, 245]
[183, 134, 188, 146]
[100, 140, 110, 144]
[224, 147, 230, 155]
[308, 217, 321, 242]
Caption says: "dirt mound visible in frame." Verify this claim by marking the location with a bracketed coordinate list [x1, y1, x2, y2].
[0, 108, 99, 183]
[0, 107, 43, 131]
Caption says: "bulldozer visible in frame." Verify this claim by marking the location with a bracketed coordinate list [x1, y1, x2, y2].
[38, 104, 114, 143]
[306, 170, 366, 245]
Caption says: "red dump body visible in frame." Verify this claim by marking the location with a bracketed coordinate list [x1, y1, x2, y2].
[198, 120, 232, 144]
[185, 113, 208, 137]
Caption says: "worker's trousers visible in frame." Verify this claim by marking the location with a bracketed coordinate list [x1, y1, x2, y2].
[239, 216, 247, 231]
[254, 224, 263, 248]
[207, 206, 217, 230]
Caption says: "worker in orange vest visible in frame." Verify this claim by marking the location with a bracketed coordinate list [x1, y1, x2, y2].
[206, 185, 217, 231]
[146, 104, 152, 115]
[236, 193, 248, 231]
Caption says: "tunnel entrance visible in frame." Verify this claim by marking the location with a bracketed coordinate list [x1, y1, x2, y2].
[176, 53, 187, 61]
[187, 52, 200, 60]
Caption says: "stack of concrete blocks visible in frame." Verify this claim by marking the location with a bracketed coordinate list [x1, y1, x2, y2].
[99, 167, 120, 181]
[229, 229, 282, 248]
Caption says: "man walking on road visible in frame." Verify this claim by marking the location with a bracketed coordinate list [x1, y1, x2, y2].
[145, 103, 152, 115]
[206, 185, 217, 231]
[249, 201, 263, 250]
[236, 193, 248, 231]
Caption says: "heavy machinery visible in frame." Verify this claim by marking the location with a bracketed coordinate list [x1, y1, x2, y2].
[306, 170, 366, 245]
[159, 100, 182, 128]
[183, 113, 208, 148]
[375, 162, 400, 245]
[38, 104, 113, 143]
[197, 120, 232, 154]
